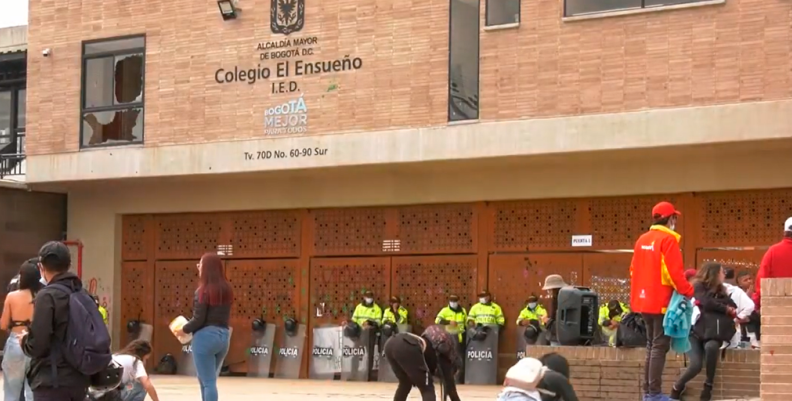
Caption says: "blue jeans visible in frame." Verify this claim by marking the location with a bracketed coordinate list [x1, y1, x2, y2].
[191, 326, 230, 401]
[119, 381, 146, 401]
[3, 333, 33, 401]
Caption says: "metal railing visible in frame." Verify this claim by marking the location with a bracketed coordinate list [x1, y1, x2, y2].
[0, 129, 26, 179]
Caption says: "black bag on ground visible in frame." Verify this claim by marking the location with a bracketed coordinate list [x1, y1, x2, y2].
[616, 313, 647, 348]
[155, 353, 177, 374]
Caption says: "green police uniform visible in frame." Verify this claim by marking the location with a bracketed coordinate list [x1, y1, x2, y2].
[383, 305, 408, 325]
[352, 303, 383, 326]
[467, 302, 505, 326]
[516, 304, 548, 326]
[435, 305, 468, 342]
[599, 301, 630, 346]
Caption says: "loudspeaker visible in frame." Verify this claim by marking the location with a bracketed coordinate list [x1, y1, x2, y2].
[556, 286, 599, 346]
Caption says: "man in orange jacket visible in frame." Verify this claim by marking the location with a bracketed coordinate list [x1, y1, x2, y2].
[630, 201, 694, 401]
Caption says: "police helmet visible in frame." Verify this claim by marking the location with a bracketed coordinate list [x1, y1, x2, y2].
[471, 324, 490, 341]
[284, 317, 298, 337]
[126, 319, 141, 335]
[252, 317, 266, 332]
[343, 321, 362, 339]
[523, 320, 541, 342]
[89, 360, 124, 392]
[381, 321, 399, 337]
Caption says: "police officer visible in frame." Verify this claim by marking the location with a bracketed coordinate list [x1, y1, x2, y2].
[383, 296, 408, 325]
[516, 295, 548, 326]
[92, 294, 109, 326]
[467, 291, 505, 327]
[350, 290, 383, 327]
[435, 294, 467, 383]
[517, 295, 548, 346]
[344, 290, 382, 380]
[599, 299, 630, 346]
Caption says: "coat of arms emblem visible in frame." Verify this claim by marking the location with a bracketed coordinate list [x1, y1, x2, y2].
[271, 0, 305, 35]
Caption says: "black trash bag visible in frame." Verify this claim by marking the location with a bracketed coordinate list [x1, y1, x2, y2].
[155, 353, 177, 375]
[616, 313, 647, 348]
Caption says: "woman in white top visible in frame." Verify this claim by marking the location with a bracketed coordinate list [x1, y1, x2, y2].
[112, 340, 161, 401]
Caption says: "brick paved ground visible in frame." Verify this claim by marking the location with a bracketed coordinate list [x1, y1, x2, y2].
[0, 375, 762, 400]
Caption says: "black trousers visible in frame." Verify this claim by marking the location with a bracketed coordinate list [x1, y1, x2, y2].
[33, 386, 88, 401]
[384, 334, 461, 401]
[642, 313, 671, 396]
[675, 335, 721, 389]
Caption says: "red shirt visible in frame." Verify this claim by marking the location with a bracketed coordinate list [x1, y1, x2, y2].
[753, 237, 792, 310]
[630, 225, 694, 314]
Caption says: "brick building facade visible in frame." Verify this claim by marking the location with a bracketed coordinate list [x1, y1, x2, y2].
[15, 0, 792, 378]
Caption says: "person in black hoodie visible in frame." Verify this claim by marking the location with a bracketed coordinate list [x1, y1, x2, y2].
[670, 262, 737, 401]
[20, 241, 90, 401]
[537, 353, 579, 401]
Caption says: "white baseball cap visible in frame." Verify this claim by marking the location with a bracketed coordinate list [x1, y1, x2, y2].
[786, 217, 792, 232]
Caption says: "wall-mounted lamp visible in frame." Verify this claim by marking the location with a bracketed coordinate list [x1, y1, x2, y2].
[217, 0, 240, 20]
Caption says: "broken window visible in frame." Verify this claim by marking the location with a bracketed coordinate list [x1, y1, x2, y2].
[80, 36, 145, 147]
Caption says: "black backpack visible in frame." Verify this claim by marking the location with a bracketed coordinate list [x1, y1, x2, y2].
[49, 283, 112, 379]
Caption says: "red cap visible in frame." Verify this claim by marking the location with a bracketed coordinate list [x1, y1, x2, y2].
[652, 202, 681, 219]
[684, 269, 697, 280]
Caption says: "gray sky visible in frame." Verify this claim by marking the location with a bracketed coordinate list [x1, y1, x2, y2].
[1, 0, 28, 29]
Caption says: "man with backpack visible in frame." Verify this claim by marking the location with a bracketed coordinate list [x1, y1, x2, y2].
[20, 241, 114, 401]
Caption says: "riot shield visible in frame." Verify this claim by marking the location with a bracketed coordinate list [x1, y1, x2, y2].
[515, 326, 527, 360]
[341, 327, 373, 382]
[464, 325, 499, 385]
[274, 323, 307, 379]
[247, 323, 276, 378]
[309, 325, 342, 380]
[177, 342, 197, 376]
[377, 324, 411, 382]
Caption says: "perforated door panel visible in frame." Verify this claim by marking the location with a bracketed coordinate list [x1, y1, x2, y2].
[489, 200, 579, 251]
[394, 204, 478, 254]
[225, 259, 300, 371]
[695, 190, 792, 247]
[588, 195, 682, 250]
[227, 211, 301, 258]
[308, 257, 391, 327]
[488, 253, 583, 360]
[154, 214, 222, 260]
[391, 255, 478, 332]
[122, 215, 150, 261]
[120, 261, 154, 355]
[153, 261, 198, 362]
[311, 209, 388, 256]
[696, 249, 765, 277]
[582, 253, 633, 305]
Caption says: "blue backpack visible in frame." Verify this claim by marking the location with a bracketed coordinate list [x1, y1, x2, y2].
[49, 283, 112, 379]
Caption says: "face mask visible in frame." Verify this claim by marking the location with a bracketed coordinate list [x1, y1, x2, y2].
[669, 222, 676, 231]
[364, 298, 373, 304]
[527, 302, 537, 309]
[449, 302, 459, 308]
[479, 298, 487, 304]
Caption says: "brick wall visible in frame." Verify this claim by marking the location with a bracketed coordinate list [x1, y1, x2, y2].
[759, 278, 792, 401]
[26, 0, 792, 154]
[525, 346, 759, 400]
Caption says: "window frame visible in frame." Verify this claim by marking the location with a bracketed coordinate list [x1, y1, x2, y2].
[447, 0, 481, 123]
[563, 0, 701, 17]
[79, 34, 147, 149]
[485, 0, 521, 27]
